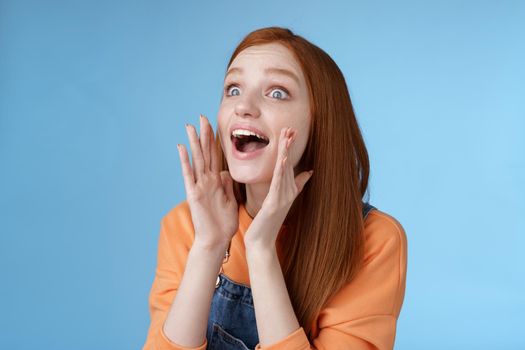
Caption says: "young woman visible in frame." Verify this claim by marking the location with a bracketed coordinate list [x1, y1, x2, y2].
[142, 27, 407, 350]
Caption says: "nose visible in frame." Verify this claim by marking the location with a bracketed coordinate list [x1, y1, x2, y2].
[234, 90, 261, 119]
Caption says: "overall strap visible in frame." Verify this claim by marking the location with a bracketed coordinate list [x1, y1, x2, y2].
[362, 202, 377, 220]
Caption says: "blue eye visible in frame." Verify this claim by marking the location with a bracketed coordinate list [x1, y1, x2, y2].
[270, 88, 289, 100]
[224, 84, 290, 100]
[225, 84, 240, 96]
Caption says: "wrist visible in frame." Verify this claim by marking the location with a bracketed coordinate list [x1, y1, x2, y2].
[187, 246, 226, 275]
[245, 239, 276, 257]
[191, 239, 229, 260]
[243, 223, 282, 253]
[245, 244, 278, 272]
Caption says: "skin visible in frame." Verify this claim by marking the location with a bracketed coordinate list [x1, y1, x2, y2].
[171, 42, 314, 347]
[217, 42, 312, 220]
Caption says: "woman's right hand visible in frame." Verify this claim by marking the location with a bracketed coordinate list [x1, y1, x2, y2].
[177, 114, 239, 252]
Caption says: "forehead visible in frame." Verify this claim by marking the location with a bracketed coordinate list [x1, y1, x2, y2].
[227, 43, 305, 83]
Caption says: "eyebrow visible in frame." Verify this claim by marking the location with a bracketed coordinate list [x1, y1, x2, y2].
[225, 67, 300, 86]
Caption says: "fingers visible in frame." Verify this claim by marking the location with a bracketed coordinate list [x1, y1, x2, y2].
[282, 128, 313, 194]
[270, 127, 293, 196]
[278, 127, 296, 176]
[284, 128, 296, 175]
[199, 115, 211, 172]
[267, 126, 313, 207]
[220, 171, 235, 202]
[205, 116, 220, 175]
[186, 123, 205, 181]
[182, 115, 220, 187]
[283, 128, 297, 191]
[177, 143, 195, 194]
[210, 129, 220, 174]
[273, 128, 287, 178]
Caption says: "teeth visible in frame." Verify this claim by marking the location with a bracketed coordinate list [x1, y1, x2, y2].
[231, 129, 268, 141]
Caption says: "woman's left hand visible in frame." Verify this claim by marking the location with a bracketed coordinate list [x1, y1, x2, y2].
[243, 127, 314, 250]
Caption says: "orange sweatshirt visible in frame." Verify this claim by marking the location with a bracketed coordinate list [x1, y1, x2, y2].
[142, 200, 407, 350]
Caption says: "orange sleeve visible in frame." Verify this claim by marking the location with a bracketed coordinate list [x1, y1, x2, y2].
[254, 211, 408, 350]
[141, 201, 208, 350]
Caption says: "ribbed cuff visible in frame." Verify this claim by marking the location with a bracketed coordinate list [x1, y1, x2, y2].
[156, 326, 207, 350]
[255, 327, 310, 350]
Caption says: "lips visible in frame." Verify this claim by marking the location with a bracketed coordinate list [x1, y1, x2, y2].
[227, 124, 271, 160]
[229, 123, 270, 141]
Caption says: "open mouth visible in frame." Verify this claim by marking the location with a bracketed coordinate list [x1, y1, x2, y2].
[231, 131, 270, 153]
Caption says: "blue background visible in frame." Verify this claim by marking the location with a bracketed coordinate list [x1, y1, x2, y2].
[1, 1, 523, 349]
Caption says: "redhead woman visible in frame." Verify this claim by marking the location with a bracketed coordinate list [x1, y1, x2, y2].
[142, 27, 407, 350]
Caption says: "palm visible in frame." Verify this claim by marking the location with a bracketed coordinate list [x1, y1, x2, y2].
[177, 115, 239, 249]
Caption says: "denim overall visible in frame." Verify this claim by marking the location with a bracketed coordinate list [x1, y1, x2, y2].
[205, 202, 377, 350]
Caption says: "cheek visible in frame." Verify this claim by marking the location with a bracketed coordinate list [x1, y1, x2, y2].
[217, 111, 229, 145]
[291, 120, 311, 163]
[217, 104, 226, 126]
[290, 136, 307, 165]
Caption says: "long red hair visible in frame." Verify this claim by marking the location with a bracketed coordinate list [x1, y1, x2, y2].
[215, 27, 370, 337]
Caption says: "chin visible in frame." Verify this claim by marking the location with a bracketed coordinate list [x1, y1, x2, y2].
[228, 164, 272, 185]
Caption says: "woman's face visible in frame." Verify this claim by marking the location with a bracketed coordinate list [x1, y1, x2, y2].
[217, 43, 311, 184]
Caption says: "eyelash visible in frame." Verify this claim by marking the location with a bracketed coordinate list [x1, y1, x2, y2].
[224, 84, 291, 100]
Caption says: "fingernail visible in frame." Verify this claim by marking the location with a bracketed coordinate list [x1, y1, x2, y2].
[309, 170, 314, 175]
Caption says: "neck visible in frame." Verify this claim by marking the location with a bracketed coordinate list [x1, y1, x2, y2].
[243, 166, 299, 218]
[244, 182, 271, 219]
